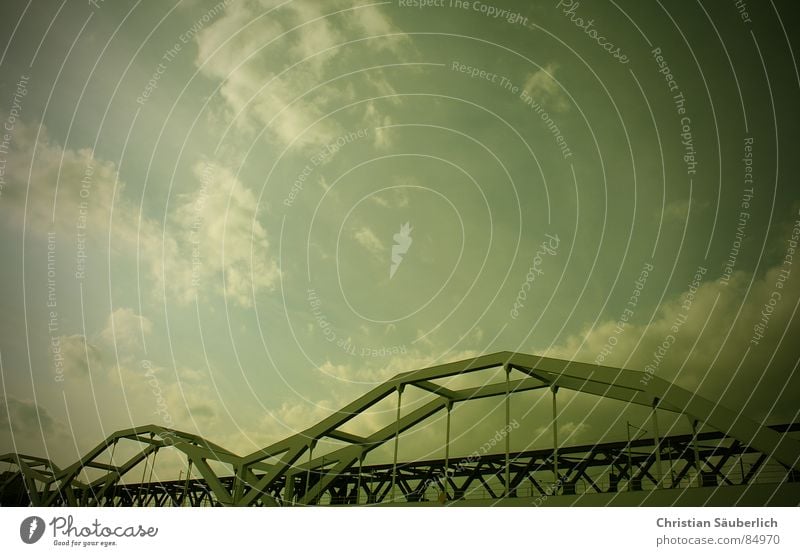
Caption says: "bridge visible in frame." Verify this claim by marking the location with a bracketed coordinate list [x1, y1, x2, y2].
[2, 352, 799, 506]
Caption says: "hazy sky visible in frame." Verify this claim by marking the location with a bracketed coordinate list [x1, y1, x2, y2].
[1, 0, 799, 476]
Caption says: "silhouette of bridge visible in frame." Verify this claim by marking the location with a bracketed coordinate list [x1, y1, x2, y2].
[2, 352, 799, 506]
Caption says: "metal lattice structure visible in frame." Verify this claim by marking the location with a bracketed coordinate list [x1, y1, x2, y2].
[2, 352, 799, 506]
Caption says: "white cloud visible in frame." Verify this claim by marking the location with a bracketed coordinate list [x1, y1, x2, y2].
[0, 118, 168, 304]
[0, 117, 278, 309]
[54, 307, 226, 435]
[173, 162, 280, 307]
[193, 2, 340, 148]
[369, 188, 409, 208]
[192, 1, 410, 150]
[350, 3, 408, 52]
[661, 198, 707, 224]
[523, 64, 569, 112]
[364, 102, 394, 149]
[56, 334, 104, 379]
[98, 307, 152, 357]
[543, 262, 800, 421]
[353, 226, 384, 255]
[0, 117, 120, 236]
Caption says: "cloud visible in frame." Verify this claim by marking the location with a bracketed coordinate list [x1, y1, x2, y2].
[72, 308, 225, 432]
[523, 64, 569, 112]
[56, 334, 104, 378]
[54, 308, 151, 384]
[543, 261, 800, 422]
[369, 188, 409, 208]
[193, 0, 410, 150]
[661, 198, 708, 224]
[315, 347, 483, 388]
[353, 226, 384, 255]
[275, 398, 336, 434]
[349, 3, 407, 52]
[317, 358, 399, 384]
[186, 403, 216, 420]
[370, 196, 390, 208]
[0, 117, 120, 236]
[536, 420, 591, 443]
[193, 1, 342, 148]
[0, 396, 59, 436]
[0, 118, 165, 303]
[0, 116, 279, 309]
[173, 162, 280, 307]
[244, 347, 490, 453]
[98, 307, 152, 358]
[364, 102, 394, 149]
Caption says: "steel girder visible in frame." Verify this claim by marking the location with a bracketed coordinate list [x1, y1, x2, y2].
[1, 425, 241, 506]
[0, 454, 61, 506]
[296, 424, 800, 504]
[33, 424, 800, 506]
[2, 351, 799, 506]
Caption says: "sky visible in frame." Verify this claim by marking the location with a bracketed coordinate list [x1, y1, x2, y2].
[1, 0, 799, 482]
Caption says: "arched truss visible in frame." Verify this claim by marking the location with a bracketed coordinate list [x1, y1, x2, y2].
[2, 352, 799, 506]
[1, 427, 239, 506]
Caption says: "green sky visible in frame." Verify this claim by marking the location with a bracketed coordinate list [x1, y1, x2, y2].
[1, 0, 799, 478]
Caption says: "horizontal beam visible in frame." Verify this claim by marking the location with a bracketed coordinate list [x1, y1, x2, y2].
[326, 430, 369, 444]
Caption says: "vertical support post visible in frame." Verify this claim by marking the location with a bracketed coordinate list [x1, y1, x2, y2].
[232, 464, 243, 506]
[667, 439, 675, 488]
[552, 385, 559, 489]
[145, 448, 157, 506]
[651, 398, 663, 488]
[626, 422, 634, 492]
[108, 441, 118, 507]
[739, 453, 746, 485]
[138, 448, 150, 506]
[182, 459, 193, 507]
[690, 418, 702, 487]
[504, 364, 511, 497]
[390, 384, 404, 502]
[140, 450, 149, 482]
[444, 400, 452, 501]
[355, 453, 364, 505]
[285, 473, 295, 505]
[304, 440, 316, 504]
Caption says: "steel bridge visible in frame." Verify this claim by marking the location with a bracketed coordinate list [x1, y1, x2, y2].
[2, 352, 799, 506]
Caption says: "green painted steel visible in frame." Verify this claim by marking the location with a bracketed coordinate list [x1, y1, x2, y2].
[2, 352, 798, 506]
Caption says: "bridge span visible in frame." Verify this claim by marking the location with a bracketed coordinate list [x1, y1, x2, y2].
[2, 352, 798, 506]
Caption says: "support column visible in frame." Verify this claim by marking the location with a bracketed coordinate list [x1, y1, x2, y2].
[304, 440, 316, 504]
[651, 398, 663, 488]
[182, 459, 193, 507]
[232, 464, 245, 506]
[355, 453, 364, 505]
[504, 364, 511, 497]
[143, 448, 157, 507]
[285, 473, 295, 505]
[552, 385, 559, 488]
[690, 417, 702, 487]
[138, 449, 150, 506]
[390, 384, 404, 502]
[444, 401, 452, 501]
[626, 422, 634, 492]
